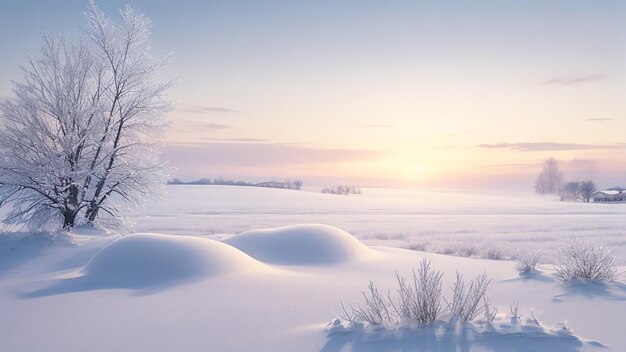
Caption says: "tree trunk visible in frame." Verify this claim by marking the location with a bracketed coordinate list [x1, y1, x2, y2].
[63, 211, 77, 231]
[85, 202, 99, 224]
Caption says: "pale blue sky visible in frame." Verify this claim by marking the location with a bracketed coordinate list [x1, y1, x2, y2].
[1, 1, 625, 189]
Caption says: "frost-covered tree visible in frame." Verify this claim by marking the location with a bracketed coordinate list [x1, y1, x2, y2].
[579, 180, 596, 203]
[534, 158, 563, 195]
[0, 2, 171, 231]
[559, 181, 581, 201]
[0, 34, 99, 230]
[81, 3, 172, 224]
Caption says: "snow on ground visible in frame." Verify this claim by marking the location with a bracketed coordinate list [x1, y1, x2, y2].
[1, 186, 625, 351]
[20, 234, 274, 299]
[134, 185, 626, 264]
[0, 224, 625, 351]
[224, 224, 376, 265]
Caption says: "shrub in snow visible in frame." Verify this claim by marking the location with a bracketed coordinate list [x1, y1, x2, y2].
[482, 296, 498, 324]
[553, 240, 616, 283]
[446, 272, 491, 323]
[339, 281, 392, 326]
[484, 247, 504, 260]
[390, 259, 444, 324]
[321, 185, 361, 195]
[514, 250, 540, 273]
[508, 300, 521, 324]
[336, 259, 492, 328]
[407, 242, 427, 252]
[330, 265, 584, 344]
[457, 246, 477, 258]
[441, 246, 458, 255]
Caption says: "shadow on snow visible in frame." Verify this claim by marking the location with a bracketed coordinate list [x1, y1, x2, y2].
[552, 280, 626, 302]
[321, 324, 584, 352]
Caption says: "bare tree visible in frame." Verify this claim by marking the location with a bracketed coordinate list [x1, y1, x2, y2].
[559, 181, 580, 201]
[0, 34, 98, 230]
[0, 2, 172, 231]
[579, 180, 596, 203]
[81, 3, 172, 225]
[534, 158, 564, 195]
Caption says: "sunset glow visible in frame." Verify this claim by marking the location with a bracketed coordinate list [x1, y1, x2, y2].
[1, 0, 624, 189]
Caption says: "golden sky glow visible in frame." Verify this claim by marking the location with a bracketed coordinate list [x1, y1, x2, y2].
[1, 1, 625, 189]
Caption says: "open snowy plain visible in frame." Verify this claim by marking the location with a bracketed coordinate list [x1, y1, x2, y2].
[136, 186, 626, 264]
[1, 185, 624, 351]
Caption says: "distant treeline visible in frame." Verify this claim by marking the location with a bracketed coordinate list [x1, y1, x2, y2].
[167, 177, 303, 190]
[321, 185, 361, 195]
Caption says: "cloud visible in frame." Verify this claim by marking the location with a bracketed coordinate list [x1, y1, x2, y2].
[482, 163, 537, 169]
[170, 118, 231, 132]
[585, 118, 613, 121]
[568, 159, 596, 166]
[196, 137, 267, 143]
[175, 103, 236, 114]
[478, 142, 624, 152]
[162, 142, 386, 167]
[356, 124, 396, 128]
[200, 123, 229, 130]
[543, 75, 603, 86]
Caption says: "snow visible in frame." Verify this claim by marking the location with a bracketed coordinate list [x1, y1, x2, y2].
[224, 224, 376, 265]
[326, 319, 586, 351]
[133, 185, 626, 265]
[83, 233, 270, 278]
[26, 233, 272, 296]
[1, 186, 625, 351]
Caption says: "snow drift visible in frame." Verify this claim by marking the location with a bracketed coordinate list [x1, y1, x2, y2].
[81, 233, 269, 284]
[224, 224, 374, 265]
[22, 233, 271, 297]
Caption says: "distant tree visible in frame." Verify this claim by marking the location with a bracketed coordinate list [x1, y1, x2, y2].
[168, 178, 185, 185]
[580, 180, 597, 202]
[559, 181, 581, 201]
[534, 158, 564, 195]
[292, 180, 303, 190]
[321, 185, 360, 195]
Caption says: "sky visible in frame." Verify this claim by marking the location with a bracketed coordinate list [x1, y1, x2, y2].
[0, 0, 625, 190]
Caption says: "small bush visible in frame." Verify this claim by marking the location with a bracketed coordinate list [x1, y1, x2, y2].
[391, 259, 444, 324]
[514, 250, 540, 273]
[341, 281, 393, 326]
[484, 247, 504, 260]
[457, 246, 477, 258]
[337, 259, 492, 327]
[446, 272, 491, 323]
[508, 300, 521, 324]
[441, 246, 457, 255]
[553, 240, 616, 283]
[407, 242, 427, 252]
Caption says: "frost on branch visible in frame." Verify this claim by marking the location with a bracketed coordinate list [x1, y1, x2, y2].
[334, 259, 491, 328]
[553, 240, 616, 283]
[329, 260, 584, 347]
[514, 249, 541, 274]
[0, 2, 172, 231]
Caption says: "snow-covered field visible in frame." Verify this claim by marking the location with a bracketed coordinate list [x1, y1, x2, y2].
[1, 186, 625, 351]
[135, 186, 626, 265]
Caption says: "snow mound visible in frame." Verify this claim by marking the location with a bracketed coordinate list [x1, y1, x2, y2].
[224, 224, 374, 265]
[80, 233, 268, 286]
[326, 319, 585, 351]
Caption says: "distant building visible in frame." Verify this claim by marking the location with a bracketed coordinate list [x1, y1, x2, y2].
[590, 190, 626, 203]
